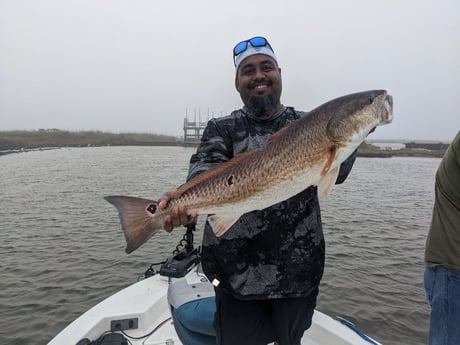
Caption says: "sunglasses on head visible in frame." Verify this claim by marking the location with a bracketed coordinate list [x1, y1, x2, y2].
[233, 36, 274, 58]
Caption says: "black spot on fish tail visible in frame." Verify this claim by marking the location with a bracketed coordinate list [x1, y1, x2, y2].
[147, 204, 156, 214]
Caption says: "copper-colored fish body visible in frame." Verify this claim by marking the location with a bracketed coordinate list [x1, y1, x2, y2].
[106, 90, 393, 253]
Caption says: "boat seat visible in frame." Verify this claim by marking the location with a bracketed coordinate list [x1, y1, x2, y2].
[167, 277, 217, 345]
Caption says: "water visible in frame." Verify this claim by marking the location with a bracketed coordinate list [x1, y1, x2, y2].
[369, 142, 406, 150]
[0, 147, 439, 345]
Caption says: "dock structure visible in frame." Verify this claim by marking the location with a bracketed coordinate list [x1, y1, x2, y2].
[183, 108, 227, 145]
[183, 117, 208, 145]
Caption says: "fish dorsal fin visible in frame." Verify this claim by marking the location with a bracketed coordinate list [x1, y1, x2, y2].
[208, 215, 241, 237]
[265, 123, 292, 146]
[318, 166, 339, 199]
[176, 150, 257, 195]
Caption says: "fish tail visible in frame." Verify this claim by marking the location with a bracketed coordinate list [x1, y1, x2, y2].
[104, 195, 162, 254]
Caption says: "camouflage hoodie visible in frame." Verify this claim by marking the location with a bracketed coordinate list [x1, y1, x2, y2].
[187, 106, 356, 300]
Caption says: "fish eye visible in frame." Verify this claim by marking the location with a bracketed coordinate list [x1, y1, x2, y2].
[147, 204, 157, 214]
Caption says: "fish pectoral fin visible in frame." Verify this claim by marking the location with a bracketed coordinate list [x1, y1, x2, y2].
[318, 166, 339, 199]
[321, 145, 337, 176]
[208, 215, 240, 237]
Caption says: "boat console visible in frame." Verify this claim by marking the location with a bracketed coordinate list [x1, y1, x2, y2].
[168, 277, 216, 345]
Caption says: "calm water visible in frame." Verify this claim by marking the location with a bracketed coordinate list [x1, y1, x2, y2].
[0, 146, 439, 345]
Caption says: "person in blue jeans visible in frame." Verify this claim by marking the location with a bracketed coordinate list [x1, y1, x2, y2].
[424, 130, 460, 345]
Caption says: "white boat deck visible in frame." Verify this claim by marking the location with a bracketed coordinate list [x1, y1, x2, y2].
[49, 268, 380, 345]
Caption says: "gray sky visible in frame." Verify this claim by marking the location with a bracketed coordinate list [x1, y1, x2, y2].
[1, 0, 459, 141]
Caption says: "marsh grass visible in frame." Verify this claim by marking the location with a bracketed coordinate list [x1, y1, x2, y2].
[0, 130, 178, 151]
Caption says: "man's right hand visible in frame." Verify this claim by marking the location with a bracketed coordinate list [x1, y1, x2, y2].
[158, 190, 197, 232]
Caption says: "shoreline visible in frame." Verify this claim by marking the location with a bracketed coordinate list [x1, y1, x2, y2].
[0, 143, 446, 159]
[0, 130, 447, 158]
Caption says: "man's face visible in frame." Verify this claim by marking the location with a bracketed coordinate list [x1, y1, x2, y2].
[235, 54, 282, 118]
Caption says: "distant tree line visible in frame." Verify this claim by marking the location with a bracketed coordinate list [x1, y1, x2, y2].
[0, 130, 179, 151]
[405, 142, 450, 151]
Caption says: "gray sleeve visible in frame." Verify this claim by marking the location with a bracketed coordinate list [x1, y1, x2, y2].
[187, 119, 232, 181]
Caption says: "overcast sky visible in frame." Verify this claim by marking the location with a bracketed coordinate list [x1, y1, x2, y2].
[1, 0, 459, 141]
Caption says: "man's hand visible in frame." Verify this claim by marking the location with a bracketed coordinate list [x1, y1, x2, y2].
[158, 191, 197, 232]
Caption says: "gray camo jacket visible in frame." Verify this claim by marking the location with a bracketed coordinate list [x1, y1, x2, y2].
[187, 106, 357, 300]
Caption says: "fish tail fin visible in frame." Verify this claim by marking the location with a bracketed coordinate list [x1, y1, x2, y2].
[104, 195, 162, 254]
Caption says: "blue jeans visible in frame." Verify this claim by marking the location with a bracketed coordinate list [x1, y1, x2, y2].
[424, 266, 460, 345]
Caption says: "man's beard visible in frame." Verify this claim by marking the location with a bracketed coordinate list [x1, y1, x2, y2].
[247, 93, 277, 118]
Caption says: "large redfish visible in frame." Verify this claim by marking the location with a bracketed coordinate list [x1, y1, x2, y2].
[106, 90, 393, 253]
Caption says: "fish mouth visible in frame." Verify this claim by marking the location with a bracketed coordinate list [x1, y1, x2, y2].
[379, 94, 393, 124]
